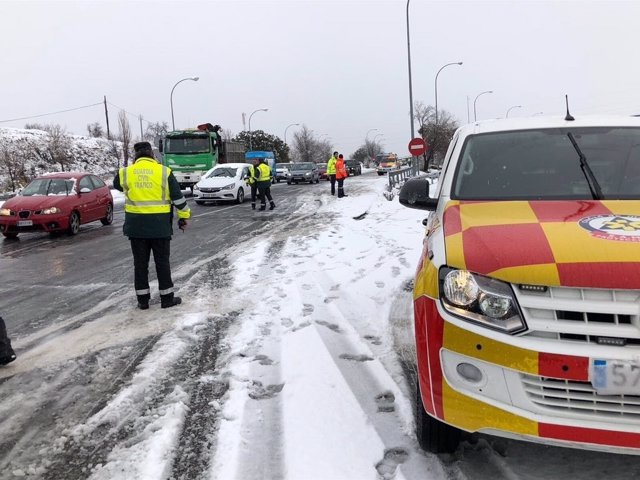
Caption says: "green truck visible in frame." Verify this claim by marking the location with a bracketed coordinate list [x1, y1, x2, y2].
[159, 123, 245, 190]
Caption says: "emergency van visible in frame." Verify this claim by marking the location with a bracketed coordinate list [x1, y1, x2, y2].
[400, 115, 640, 454]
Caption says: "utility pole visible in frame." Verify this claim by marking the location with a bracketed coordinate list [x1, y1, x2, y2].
[104, 96, 111, 139]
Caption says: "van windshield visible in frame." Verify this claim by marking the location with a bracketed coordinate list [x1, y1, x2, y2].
[452, 127, 640, 200]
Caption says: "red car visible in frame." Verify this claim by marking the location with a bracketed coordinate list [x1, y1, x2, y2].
[0, 172, 114, 238]
[317, 163, 328, 180]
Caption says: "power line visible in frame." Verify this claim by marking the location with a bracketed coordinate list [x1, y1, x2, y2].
[0, 102, 103, 124]
[106, 101, 154, 125]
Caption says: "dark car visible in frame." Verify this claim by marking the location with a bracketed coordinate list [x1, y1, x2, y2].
[286, 163, 320, 184]
[0, 173, 113, 238]
[345, 160, 362, 176]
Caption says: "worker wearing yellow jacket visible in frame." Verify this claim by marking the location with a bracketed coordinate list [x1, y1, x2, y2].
[257, 160, 275, 211]
[327, 151, 338, 195]
[246, 158, 260, 210]
[113, 141, 191, 310]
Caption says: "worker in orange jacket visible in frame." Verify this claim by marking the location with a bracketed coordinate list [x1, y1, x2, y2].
[336, 154, 348, 198]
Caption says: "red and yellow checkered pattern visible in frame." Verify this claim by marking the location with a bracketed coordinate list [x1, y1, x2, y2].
[443, 200, 640, 289]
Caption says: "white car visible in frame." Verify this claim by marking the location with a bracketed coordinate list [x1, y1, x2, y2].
[193, 163, 251, 205]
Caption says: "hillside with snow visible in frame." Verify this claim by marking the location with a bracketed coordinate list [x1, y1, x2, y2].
[0, 127, 124, 193]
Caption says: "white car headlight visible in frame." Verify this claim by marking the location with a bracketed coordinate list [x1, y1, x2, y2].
[221, 183, 235, 190]
[41, 207, 61, 215]
[0, 208, 12, 216]
[305, 172, 311, 177]
[440, 267, 526, 334]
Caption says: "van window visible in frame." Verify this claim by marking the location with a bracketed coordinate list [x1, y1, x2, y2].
[452, 127, 640, 200]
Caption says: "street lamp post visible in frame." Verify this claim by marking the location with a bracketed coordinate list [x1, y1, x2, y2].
[248, 108, 269, 150]
[170, 76, 199, 131]
[365, 128, 378, 141]
[284, 123, 299, 144]
[473, 90, 493, 122]
[435, 62, 463, 128]
[506, 105, 522, 118]
[406, 0, 415, 139]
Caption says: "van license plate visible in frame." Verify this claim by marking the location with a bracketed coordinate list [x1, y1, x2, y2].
[590, 359, 640, 395]
[17, 220, 33, 227]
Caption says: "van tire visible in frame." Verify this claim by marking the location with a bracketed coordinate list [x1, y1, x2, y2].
[415, 381, 461, 454]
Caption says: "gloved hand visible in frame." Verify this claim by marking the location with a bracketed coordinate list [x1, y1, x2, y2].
[178, 219, 187, 231]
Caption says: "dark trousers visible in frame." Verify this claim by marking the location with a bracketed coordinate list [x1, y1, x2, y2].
[250, 184, 258, 206]
[130, 238, 174, 302]
[0, 316, 15, 363]
[329, 174, 336, 195]
[337, 178, 345, 197]
[257, 182, 273, 206]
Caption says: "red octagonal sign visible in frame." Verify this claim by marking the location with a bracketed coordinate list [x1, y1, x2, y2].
[408, 137, 427, 156]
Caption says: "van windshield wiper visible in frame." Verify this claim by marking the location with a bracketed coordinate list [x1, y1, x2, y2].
[567, 132, 604, 200]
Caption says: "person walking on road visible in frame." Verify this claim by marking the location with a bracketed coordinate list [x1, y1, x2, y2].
[246, 157, 260, 210]
[113, 141, 191, 310]
[336, 153, 348, 198]
[257, 159, 276, 211]
[327, 151, 338, 195]
[0, 316, 16, 366]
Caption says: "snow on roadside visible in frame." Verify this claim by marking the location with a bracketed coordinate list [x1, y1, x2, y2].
[209, 176, 431, 479]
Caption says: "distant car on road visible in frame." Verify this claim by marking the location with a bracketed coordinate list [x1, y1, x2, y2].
[193, 163, 251, 205]
[377, 160, 399, 175]
[317, 163, 328, 180]
[345, 160, 362, 176]
[287, 162, 320, 184]
[275, 163, 291, 183]
[0, 172, 113, 238]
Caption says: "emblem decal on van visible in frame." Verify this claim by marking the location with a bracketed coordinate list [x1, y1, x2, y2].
[579, 215, 640, 242]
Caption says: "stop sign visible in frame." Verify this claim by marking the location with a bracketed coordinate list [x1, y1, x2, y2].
[408, 137, 427, 156]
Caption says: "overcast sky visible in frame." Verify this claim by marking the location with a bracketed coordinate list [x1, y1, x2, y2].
[1, 0, 639, 157]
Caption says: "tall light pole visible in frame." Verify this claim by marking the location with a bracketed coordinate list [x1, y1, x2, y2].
[170, 76, 199, 131]
[506, 105, 522, 118]
[435, 62, 463, 127]
[284, 123, 299, 144]
[373, 133, 384, 142]
[406, 0, 415, 139]
[365, 128, 378, 141]
[473, 90, 493, 122]
[248, 108, 268, 150]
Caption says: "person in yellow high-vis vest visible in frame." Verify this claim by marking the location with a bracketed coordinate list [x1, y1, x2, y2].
[257, 159, 275, 210]
[246, 157, 260, 210]
[326, 151, 338, 195]
[113, 142, 191, 310]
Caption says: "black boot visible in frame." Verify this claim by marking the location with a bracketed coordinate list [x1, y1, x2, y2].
[259, 205, 266, 211]
[0, 317, 16, 366]
[251, 203, 256, 210]
[137, 294, 150, 310]
[161, 296, 182, 309]
[269, 202, 275, 210]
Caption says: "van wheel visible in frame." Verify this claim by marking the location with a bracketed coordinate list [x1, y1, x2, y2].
[415, 382, 461, 453]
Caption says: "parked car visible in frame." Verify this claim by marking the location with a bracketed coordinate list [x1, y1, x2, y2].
[286, 162, 320, 184]
[317, 163, 328, 180]
[399, 115, 640, 455]
[275, 163, 291, 183]
[0, 172, 113, 238]
[377, 160, 399, 175]
[345, 160, 362, 176]
[193, 163, 251, 205]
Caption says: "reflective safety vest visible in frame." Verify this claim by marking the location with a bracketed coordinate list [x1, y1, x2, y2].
[257, 163, 272, 182]
[247, 165, 258, 185]
[327, 156, 337, 175]
[119, 158, 172, 214]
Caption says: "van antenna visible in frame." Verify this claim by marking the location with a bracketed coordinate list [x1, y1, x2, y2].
[564, 94, 575, 121]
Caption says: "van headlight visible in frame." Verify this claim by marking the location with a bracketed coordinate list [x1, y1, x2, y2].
[439, 268, 526, 334]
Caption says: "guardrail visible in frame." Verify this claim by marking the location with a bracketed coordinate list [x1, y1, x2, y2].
[388, 157, 420, 189]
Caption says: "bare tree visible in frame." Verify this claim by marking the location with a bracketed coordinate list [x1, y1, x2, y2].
[291, 125, 334, 163]
[87, 122, 105, 138]
[144, 121, 169, 146]
[414, 101, 459, 168]
[30, 124, 73, 171]
[0, 139, 29, 192]
[118, 111, 132, 167]
[220, 128, 235, 140]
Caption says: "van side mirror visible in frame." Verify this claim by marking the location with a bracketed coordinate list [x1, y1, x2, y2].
[158, 140, 164, 153]
[399, 177, 438, 211]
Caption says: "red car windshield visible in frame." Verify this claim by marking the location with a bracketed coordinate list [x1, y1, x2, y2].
[22, 178, 76, 196]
